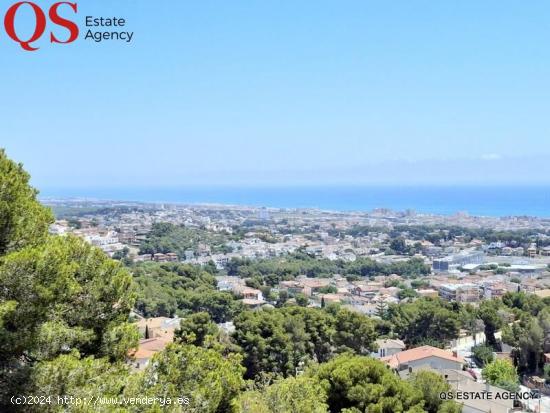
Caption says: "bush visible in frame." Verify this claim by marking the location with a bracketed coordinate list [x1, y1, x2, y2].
[473, 344, 494, 366]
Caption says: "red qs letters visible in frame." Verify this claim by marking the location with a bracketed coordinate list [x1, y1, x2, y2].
[4, 2, 79, 51]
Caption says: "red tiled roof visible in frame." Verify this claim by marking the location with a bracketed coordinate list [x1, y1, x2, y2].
[381, 345, 465, 369]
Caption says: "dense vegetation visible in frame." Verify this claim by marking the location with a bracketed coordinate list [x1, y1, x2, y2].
[381, 298, 462, 348]
[132, 262, 243, 321]
[0, 150, 139, 410]
[139, 222, 237, 257]
[226, 252, 430, 286]
[234, 354, 460, 413]
[233, 306, 377, 379]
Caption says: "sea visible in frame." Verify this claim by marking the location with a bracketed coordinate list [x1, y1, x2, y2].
[40, 185, 550, 218]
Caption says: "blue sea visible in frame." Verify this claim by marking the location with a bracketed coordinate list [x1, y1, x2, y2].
[40, 186, 550, 218]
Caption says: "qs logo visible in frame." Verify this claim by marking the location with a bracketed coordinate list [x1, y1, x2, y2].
[3, 1, 78, 51]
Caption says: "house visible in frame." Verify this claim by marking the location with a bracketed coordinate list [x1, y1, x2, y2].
[279, 278, 333, 297]
[371, 338, 406, 358]
[279, 280, 308, 296]
[233, 286, 264, 301]
[416, 289, 439, 298]
[299, 277, 333, 295]
[165, 252, 179, 262]
[135, 317, 180, 341]
[129, 337, 172, 370]
[319, 293, 343, 305]
[215, 275, 244, 291]
[483, 282, 508, 299]
[153, 253, 167, 262]
[400, 366, 513, 413]
[438, 283, 479, 303]
[381, 345, 464, 371]
[352, 284, 380, 298]
[241, 298, 266, 308]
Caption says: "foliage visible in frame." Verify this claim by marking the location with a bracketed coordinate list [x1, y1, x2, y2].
[0, 149, 54, 255]
[502, 310, 547, 373]
[233, 306, 376, 379]
[226, 253, 430, 287]
[477, 300, 503, 350]
[175, 312, 219, 347]
[29, 352, 130, 413]
[139, 222, 235, 258]
[502, 291, 544, 316]
[0, 150, 138, 410]
[397, 288, 418, 300]
[544, 363, 550, 383]
[472, 344, 494, 367]
[233, 375, 328, 413]
[312, 354, 425, 413]
[132, 262, 243, 322]
[295, 293, 309, 307]
[126, 343, 245, 413]
[0, 236, 138, 402]
[383, 298, 461, 347]
[482, 359, 519, 392]
[330, 307, 377, 354]
[0, 235, 137, 357]
[409, 371, 457, 413]
[345, 223, 550, 250]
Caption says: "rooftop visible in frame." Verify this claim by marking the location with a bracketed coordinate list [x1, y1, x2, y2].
[380, 345, 465, 369]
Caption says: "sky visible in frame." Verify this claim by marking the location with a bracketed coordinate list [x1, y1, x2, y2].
[1, 0, 549, 189]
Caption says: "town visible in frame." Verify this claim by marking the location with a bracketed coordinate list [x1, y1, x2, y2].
[43, 197, 550, 412]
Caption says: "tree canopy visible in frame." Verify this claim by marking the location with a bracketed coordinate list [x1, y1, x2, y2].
[482, 359, 519, 392]
[0, 149, 53, 255]
[233, 306, 376, 379]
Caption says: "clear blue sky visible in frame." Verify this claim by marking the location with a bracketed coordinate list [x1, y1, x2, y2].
[1, 0, 549, 189]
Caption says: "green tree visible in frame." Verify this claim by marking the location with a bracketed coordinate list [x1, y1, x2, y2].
[482, 359, 519, 392]
[544, 364, 550, 383]
[312, 354, 425, 412]
[30, 352, 131, 413]
[0, 149, 54, 255]
[233, 307, 337, 379]
[175, 311, 219, 347]
[384, 298, 460, 347]
[0, 236, 137, 403]
[295, 293, 309, 307]
[477, 300, 503, 350]
[472, 344, 494, 367]
[390, 237, 407, 254]
[234, 376, 328, 413]
[517, 317, 544, 373]
[0, 150, 137, 410]
[126, 343, 245, 413]
[409, 371, 458, 413]
[436, 402, 463, 413]
[0, 236, 137, 358]
[398, 288, 418, 300]
[332, 308, 377, 355]
[132, 262, 243, 322]
[277, 290, 289, 307]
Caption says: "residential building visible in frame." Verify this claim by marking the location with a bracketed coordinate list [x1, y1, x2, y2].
[371, 338, 406, 358]
[438, 283, 480, 303]
[381, 345, 465, 371]
[432, 250, 484, 272]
